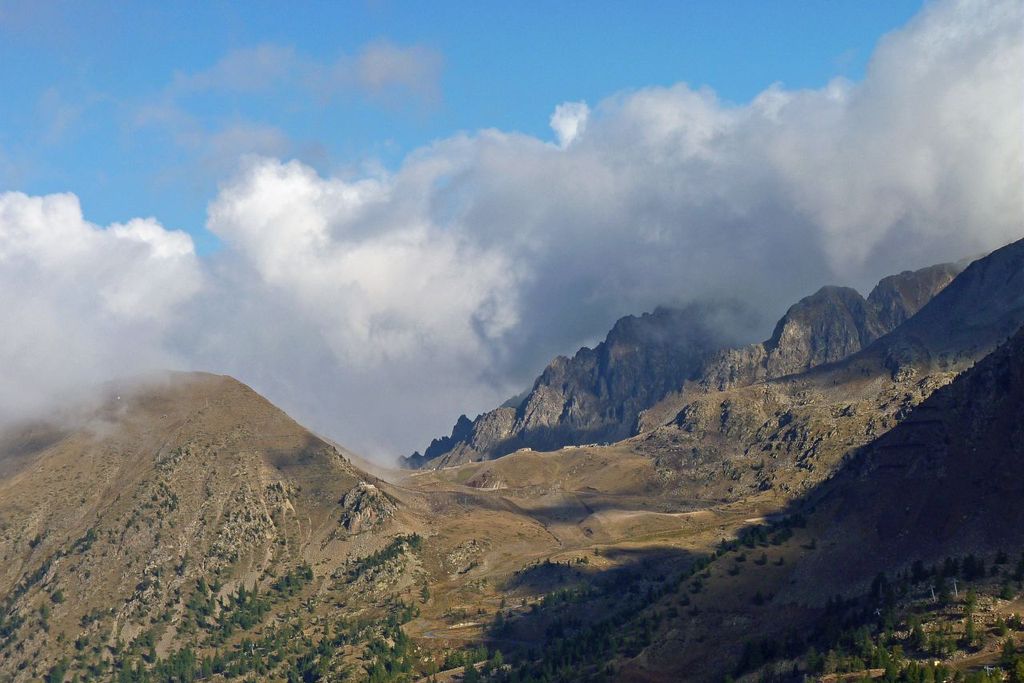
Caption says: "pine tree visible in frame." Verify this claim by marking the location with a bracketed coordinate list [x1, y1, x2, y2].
[965, 589, 978, 613]
[909, 616, 925, 649]
[963, 615, 976, 648]
[1011, 657, 1024, 683]
[1002, 639, 1018, 668]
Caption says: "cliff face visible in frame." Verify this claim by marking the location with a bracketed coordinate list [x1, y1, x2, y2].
[405, 304, 742, 468]
[407, 262, 961, 469]
[867, 263, 966, 331]
[697, 263, 962, 392]
[697, 286, 875, 391]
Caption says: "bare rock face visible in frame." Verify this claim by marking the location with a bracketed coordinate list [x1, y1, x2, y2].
[409, 261, 961, 469]
[339, 481, 396, 534]
[699, 285, 883, 390]
[698, 262, 961, 392]
[405, 304, 745, 467]
[763, 286, 882, 376]
[867, 263, 963, 331]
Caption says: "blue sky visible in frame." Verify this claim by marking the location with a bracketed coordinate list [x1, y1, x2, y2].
[0, 1, 923, 253]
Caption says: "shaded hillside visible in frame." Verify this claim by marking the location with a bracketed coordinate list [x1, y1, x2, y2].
[792, 322, 1024, 595]
[408, 262, 960, 469]
[614, 325, 1024, 683]
[878, 238, 1024, 371]
[402, 318, 1024, 683]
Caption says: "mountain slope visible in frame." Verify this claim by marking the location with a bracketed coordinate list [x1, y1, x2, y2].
[629, 240, 1024, 504]
[878, 238, 1024, 370]
[387, 241, 1018, 682]
[613, 322, 1024, 683]
[794, 321, 1024, 592]
[380, 243, 1020, 682]
[0, 243, 1016, 683]
[0, 373, 412, 681]
[408, 262, 960, 469]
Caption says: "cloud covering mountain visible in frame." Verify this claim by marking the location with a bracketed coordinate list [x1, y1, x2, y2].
[0, 0, 1020, 458]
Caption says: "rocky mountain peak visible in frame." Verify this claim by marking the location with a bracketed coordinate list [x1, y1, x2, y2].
[404, 303, 745, 468]
[763, 285, 882, 377]
[695, 261, 961, 394]
[408, 258, 964, 469]
[866, 262, 963, 331]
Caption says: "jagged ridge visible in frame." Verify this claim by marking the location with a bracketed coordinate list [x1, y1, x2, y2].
[408, 262, 960, 469]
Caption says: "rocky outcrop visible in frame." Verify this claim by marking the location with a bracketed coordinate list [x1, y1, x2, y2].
[404, 304, 744, 468]
[867, 263, 965, 331]
[339, 481, 396, 534]
[407, 262, 961, 469]
[638, 240, 1024, 502]
[402, 415, 477, 469]
[698, 263, 961, 391]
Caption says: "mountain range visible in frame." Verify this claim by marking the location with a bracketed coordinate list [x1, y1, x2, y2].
[404, 261, 962, 469]
[1, 238, 1023, 682]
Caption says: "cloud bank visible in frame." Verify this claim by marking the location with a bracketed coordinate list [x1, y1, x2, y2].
[0, 192, 200, 419]
[0, 0, 1020, 458]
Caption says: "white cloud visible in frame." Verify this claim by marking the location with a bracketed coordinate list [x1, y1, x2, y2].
[550, 101, 589, 148]
[1, 0, 1020, 460]
[205, 158, 518, 363]
[181, 158, 521, 454]
[0, 192, 201, 420]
